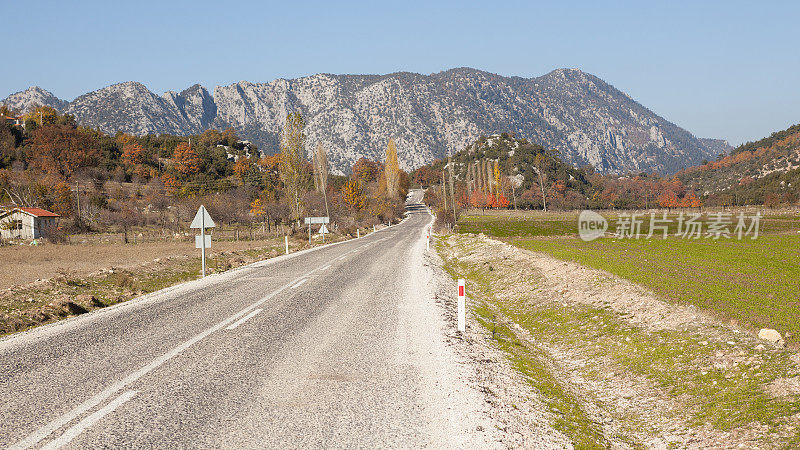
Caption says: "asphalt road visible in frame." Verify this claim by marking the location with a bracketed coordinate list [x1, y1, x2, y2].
[0, 193, 493, 449]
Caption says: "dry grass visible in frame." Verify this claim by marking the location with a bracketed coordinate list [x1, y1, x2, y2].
[0, 239, 286, 291]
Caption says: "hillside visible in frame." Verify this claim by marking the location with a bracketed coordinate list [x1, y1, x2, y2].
[417, 133, 595, 210]
[677, 123, 800, 205]
[2, 68, 730, 174]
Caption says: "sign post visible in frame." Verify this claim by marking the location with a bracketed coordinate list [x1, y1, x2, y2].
[457, 278, 466, 333]
[304, 217, 330, 245]
[319, 223, 329, 243]
[190, 205, 216, 277]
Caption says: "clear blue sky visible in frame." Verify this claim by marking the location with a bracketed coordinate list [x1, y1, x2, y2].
[2, 0, 798, 146]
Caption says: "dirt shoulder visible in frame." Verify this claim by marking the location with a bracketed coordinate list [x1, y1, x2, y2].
[435, 233, 800, 448]
[0, 238, 301, 291]
[0, 236, 315, 335]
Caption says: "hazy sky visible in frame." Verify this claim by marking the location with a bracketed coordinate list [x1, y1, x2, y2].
[2, 0, 798, 146]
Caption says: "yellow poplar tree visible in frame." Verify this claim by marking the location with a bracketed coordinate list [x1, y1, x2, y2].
[384, 138, 400, 198]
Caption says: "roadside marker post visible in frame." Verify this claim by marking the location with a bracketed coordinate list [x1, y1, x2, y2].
[285, 235, 289, 255]
[357, 229, 360, 238]
[190, 205, 216, 278]
[457, 279, 466, 333]
[426, 230, 430, 250]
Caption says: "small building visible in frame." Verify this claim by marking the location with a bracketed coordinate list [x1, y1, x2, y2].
[2, 115, 25, 128]
[0, 207, 60, 240]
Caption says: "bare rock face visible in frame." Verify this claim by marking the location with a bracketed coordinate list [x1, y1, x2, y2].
[0, 86, 67, 113]
[2, 69, 730, 175]
[758, 328, 785, 347]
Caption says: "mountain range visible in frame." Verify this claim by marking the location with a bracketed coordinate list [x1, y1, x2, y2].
[1, 68, 731, 175]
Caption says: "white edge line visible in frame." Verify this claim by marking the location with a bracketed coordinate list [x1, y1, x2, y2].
[290, 278, 308, 289]
[40, 390, 137, 450]
[9, 273, 306, 450]
[320, 265, 331, 271]
[0, 205, 407, 349]
[8, 206, 422, 449]
[225, 309, 263, 330]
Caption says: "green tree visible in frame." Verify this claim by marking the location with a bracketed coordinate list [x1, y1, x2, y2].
[279, 113, 308, 225]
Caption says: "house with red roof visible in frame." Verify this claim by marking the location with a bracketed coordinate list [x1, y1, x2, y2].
[2, 115, 25, 128]
[0, 207, 60, 240]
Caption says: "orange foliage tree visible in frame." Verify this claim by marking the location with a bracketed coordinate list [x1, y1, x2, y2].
[352, 157, 381, 184]
[28, 125, 99, 178]
[172, 143, 202, 177]
[341, 178, 366, 210]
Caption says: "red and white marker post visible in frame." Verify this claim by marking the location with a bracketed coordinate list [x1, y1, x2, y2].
[457, 278, 466, 332]
[426, 230, 430, 250]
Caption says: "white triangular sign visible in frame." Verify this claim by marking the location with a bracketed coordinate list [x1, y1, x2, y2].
[319, 223, 329, 234]
[190, 205, 216, 229]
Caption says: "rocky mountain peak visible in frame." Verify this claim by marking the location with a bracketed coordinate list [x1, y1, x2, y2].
[2, 69, 731, 175]
[0, 86, 67, 113]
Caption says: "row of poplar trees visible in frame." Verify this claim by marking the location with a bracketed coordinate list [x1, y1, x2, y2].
[278, 112, 403, 227]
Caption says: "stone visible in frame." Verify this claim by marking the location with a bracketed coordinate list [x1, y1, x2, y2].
[758, 328, 785, 346]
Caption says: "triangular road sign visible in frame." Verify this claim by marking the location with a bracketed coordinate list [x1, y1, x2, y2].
[319, 223, 329, 234]
[190, 205, 216, 229]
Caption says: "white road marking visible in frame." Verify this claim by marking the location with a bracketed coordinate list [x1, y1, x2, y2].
[320, 265, 331, 271]
[13, 233, 395, 448]
[225, 309, 263, 330]
[10, 269, 315, 450]
[40, 390, 137, 450]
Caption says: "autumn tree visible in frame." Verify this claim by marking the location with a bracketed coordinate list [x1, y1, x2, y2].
[341, 178, 366, 210]
[28, 125, 100, 178]
[658, 190, 679, 210]
[24, 105, 59, 126]
[352, 158, 381, 183]
[279, 112, 308, 224]
[384, 138, 400, 198]
[49, 181, 75, 217]
[172, 142, 202, 177]
[257, 154, 282, 191]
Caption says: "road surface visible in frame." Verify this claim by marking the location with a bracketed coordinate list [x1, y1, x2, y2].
[0, 193, 494, 449]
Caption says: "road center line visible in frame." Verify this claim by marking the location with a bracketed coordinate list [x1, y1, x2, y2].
[40, 390, 137, 450]
[11, 268, 317, 450]
[225, 309, 263, 330]
[12, 233, 394, 448]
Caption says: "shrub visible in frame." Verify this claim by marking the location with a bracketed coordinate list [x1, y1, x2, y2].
[43, 223, 67, 244]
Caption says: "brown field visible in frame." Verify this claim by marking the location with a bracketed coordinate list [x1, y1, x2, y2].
[0, 239, 286, 291]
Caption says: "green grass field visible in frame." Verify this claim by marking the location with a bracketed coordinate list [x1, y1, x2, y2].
[458, 210, 800, 338]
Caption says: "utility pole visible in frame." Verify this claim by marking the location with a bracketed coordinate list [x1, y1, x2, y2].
[448, 157, 456, 222]
[441, 171, 447, 213]
[75, 181, 81, 227]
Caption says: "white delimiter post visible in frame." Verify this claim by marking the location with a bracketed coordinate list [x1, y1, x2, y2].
[200, 213, 206, 278]
[357, 229, 360, 238]
[426, 230, 430, 250]
[285, 235, 289, 255]
[457, 279, 466, 332]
